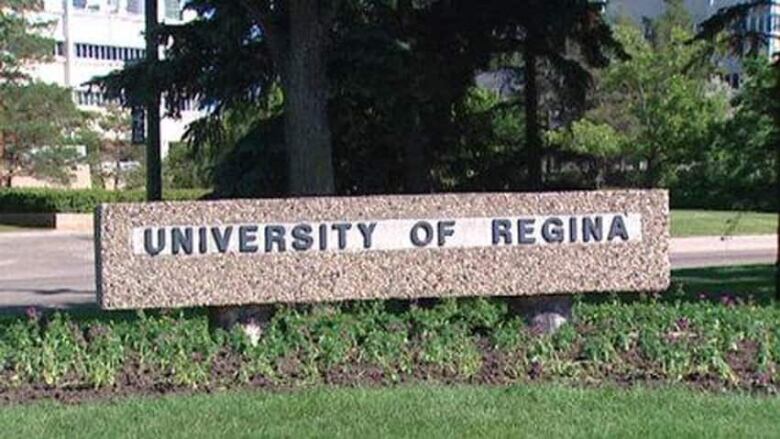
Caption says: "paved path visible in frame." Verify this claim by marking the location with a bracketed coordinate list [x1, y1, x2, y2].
[0, 231, 95, 312]
[670, 235, 778, 269]
[0, 231, 776, 311]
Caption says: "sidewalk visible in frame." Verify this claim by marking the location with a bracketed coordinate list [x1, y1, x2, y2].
[669, 234, 777, 269]
[670, 235, 777, 253]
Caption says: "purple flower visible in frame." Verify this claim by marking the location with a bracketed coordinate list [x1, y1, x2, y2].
[720, 295, 735, 307]
[676, 317, 690, 331]
[25, 306, 40, 322]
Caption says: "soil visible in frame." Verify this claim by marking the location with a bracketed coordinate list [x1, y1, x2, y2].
[0, 337, 776, 406]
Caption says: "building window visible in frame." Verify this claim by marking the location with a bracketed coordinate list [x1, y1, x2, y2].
[54, 41, 65, 57]
[164, 0, 181, 20]
[127, 0, 143, 14]
[73, 0, 86, 9]
[76, 90, 120, 108]
[74, 43, 145, 61]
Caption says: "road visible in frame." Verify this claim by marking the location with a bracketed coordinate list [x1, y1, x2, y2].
[0, 231, 95, 312]
[0, 231, 776, 311]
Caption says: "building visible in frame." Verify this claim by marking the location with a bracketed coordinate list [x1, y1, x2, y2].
[23, 0, 201, 188]
[606, 0, 779, 86]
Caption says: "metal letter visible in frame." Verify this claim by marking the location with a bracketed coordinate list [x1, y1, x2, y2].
[518, 219, 536, 244]
[143, 228, 166, 256]
[491, 219, 512, 245]
[239, 225, 258, 253]
[410, 221, 434, 247]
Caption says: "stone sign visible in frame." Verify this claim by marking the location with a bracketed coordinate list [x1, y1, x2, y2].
[95, 190, 670, 309]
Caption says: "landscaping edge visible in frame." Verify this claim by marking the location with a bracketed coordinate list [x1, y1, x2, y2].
[0, 213, 93, 232]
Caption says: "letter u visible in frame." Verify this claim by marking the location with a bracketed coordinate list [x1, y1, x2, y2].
[144, 228, 166, 256]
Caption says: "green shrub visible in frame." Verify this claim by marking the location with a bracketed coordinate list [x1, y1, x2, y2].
[0, 188, 209, 214]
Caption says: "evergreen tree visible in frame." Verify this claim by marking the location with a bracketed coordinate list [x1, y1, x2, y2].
[0, 0, 52, 83]
[0, 0, 86, 186]
[93, 0, 620, 196]
[0, 83, 85, 185]
[91, 104, 135, 189]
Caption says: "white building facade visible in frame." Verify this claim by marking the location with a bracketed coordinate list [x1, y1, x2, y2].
[607, 0, 780, 80]
[30, 0, 200, 159]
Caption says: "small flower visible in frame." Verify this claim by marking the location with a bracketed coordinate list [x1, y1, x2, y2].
[529, 361, 543, 379]
[697, 292, 707, 301]
[242, 319, 262, 346]
[676, 317, 690, 331]
[25, 306, 40, 322]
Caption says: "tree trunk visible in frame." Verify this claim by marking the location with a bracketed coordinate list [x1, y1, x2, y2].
[144, 0, 162, 201]
[114, 158, 121, 190]
[644, 150, 661, 188]
[511, 48, 572, 334]
[210, 1, 337, 336]
[524, 47, 543, 192]
[0, 132, 8, 187]
[774, 64, 779, 303]
[282, 0, 336, 196]
[397, 0, 432, 195]
[403, 111, 432, 193]
[775, 110, 779, 302]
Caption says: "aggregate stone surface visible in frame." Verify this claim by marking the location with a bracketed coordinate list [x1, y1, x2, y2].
[96, 190, 670, 309]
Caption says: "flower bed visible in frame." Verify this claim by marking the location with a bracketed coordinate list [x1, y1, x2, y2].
[1, 284, 777, 404]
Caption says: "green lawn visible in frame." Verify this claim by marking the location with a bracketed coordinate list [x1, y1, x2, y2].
[671, 264, 776, 303]
[577, 264, 776, 306]
[0, 224, 31, 233]
[0, 223, 47, 233]
[1, 385, 778, 438]
[671, 210, 777, 237]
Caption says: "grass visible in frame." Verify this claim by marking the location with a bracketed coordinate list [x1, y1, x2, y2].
[671, 210, 777, 237]
[1, 385, 779, 438]
[0, 224, 39, 233]
[670, 264, 776, 304]
[0, 265, 780, 438]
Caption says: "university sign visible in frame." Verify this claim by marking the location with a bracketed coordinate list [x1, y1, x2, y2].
[135, 214, 640, 257]
[95, 190, 670, 309]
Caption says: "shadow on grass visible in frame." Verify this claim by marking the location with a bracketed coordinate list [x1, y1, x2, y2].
[583, 264, 776, 307]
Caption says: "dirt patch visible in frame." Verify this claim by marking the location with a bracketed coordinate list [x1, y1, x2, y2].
[1, 339, 775, 406]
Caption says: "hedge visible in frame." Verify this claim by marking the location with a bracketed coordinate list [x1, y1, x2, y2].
[0, 188, 209, 214]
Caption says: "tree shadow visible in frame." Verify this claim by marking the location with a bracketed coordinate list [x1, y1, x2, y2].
[584, 264, 776, 307]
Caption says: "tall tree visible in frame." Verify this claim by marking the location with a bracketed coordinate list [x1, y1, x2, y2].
[97, 0, 340, 196]
[695, 0, 780, 300]
[94, 0, 622, 197]
[580, 22, 726, 188]
[491, 0, 623, 190]
[650, 0, 694, 48]
[0, 83, 85, 185]
[247, 0, 337, 195]
[91, 104, 134, 189]
[0, 0, 52, 83]
[0, 0, 85, 186]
